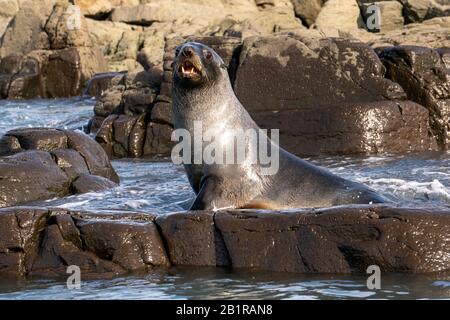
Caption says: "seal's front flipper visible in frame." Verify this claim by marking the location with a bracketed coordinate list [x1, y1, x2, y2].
[189, 175, 234, 210]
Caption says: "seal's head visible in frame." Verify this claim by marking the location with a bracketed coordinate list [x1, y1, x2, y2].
[173, 42, 227, 90]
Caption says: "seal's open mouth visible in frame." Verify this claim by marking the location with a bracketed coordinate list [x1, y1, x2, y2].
[179, 60, 201, 78]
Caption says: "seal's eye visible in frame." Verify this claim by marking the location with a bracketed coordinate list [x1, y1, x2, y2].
[204, 50, 212, 60]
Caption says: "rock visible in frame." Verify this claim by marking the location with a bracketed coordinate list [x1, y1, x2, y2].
[290, 0, 325, 27]
[379, 45, 450, 148]
[51, 149, 90, 180]
[142, 122, 174, 157]
[0, 0, 20, 37]
[73, 0, 140, 19]
[65, 129, 119, 182]
[252, 100, 438, 155]
[0, 128, 119, 208]
[360, 1, 404, 32]
[84, 72, 126, 98]
[368, 17, 450, 49]
[1, 204, 449, 277]
[93, 84, 126, 117]
[0, 1, 107, 99]
[90, 66, 173, 158]
[235, 35, 405, 112]
[75, 217, 169, 270]
[0, 135, 21, 156]
[0, 151, 70, 208]
[0, 207, 49, 275]
[314, 0, 366, 36]
[85, 18, 144, 71]
[71, 174, 118, 194]
[5, 128, 68, 150]
[0, 207, 169, 277]
[87, 0, 301, 72]
[214, 206, 450, 273]
[155, 211, 230, 267]
[231, 34, 437, 154]
[402, 0, 450, 23]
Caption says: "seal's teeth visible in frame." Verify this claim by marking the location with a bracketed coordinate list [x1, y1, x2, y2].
[182, 65, 185, 73]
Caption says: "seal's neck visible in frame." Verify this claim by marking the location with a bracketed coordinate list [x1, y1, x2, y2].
[172, 75, 245, 130]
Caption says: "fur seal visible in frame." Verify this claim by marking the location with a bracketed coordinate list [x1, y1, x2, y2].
[171, 42, 387, 210]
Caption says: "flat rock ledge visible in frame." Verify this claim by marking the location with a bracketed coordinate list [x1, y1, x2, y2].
[1, 205, 449, 278]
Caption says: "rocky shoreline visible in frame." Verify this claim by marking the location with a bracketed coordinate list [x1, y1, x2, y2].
[0, 204, 449, 278]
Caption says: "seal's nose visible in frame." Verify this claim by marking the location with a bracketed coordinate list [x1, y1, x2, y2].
[182, 46, 194, 57]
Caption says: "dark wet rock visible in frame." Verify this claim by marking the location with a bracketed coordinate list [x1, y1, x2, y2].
[252, 100, 438, 155]
[122, 87, 156, 115]
[0, 1, 107, 99]
[234, 35, 439, 154]
[6, 128, 68, 151]
[65, 130, 119, 183]
[89, 67, 174, 158]
[51, 149, 89, 180]
[95, 114, 148, 158]
[84, 72, 126, 98]
[142, 122, 174, 157]
[76, 217, 170, 270]
[155, 211, 230, 267]
[0, 151, 70, 208]
[71, 174, 118, 194]
[1, 205, 449, 278]
[0, 207, 170, 278]
[379, 45, 450, 148]
[0, 207, 49, 276]
[93, 85, 126, 118]
[0, 135, 21, 156]
[0, 128, 119, 208]
[235, 35, 406, 112]
[156, 205, 450, 274]
[214, 206, 450, 273]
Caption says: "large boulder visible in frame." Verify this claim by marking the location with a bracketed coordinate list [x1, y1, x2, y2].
[314, 0, 366, 36]
[359, 1, 404, 32]
[402, 0, 450, 23]
[252, 100, 438, 155]
[73, 0, 140, 19]
[0, 128, 119, 208]
[0, 1, 107, 99]
[234, 35, 438, 154]
[0, 207, 169, 277]
[155, 205, 450, 273]
[379, 45, 450, 149]
[290, 0, 325, 27]
[0, 0, 21, 37]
